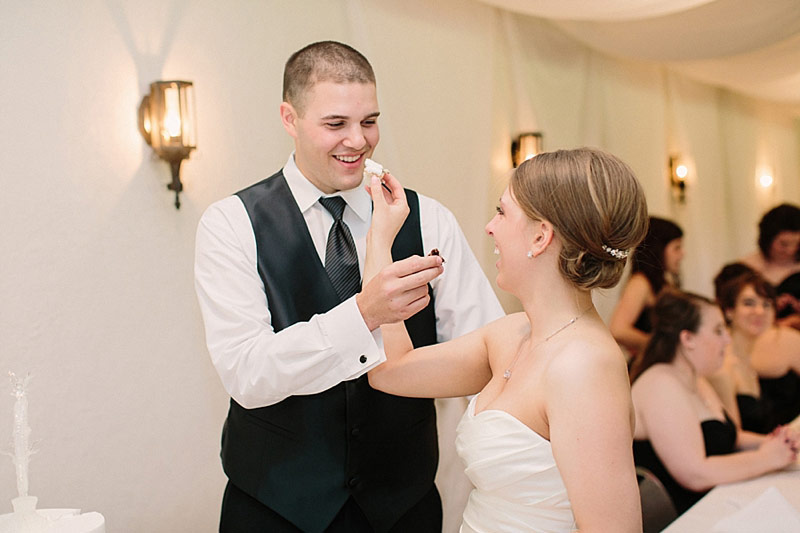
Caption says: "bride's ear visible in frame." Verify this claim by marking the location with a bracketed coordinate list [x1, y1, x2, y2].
[528, 220, 554, 258]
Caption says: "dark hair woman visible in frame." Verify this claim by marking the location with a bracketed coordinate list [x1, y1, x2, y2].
[742, 204, 800, 329]
[610, 217, 683, 358]
[757, 204, 800, 266]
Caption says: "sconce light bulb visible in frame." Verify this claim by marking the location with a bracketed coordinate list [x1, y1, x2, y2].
[759, 174, 773, 188]
[164, 112, 182, 138]
[675, 164, 688, 180]
[163, 87, 183, 138]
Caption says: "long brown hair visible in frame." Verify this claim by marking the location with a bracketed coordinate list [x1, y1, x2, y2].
[630, 216, 683, 294]
[629, 289, 716, 383]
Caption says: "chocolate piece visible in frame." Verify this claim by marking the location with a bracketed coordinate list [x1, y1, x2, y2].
[428, 248, 445, 263]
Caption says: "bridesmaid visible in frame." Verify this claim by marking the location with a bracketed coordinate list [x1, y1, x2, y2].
[630, 289, 797, 517]
[710, 264, 800, 433]
[741, 203, 800, 287]
[610, 217, 684, 360]
[741, 203, 800, 329]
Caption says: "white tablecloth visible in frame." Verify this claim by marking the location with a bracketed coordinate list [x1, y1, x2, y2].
[664, 464, 800, 532]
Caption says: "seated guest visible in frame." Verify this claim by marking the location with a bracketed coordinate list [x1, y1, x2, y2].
[709, 264, 778, 433]
[610, 217, 683, 359]
[630, 290, 797, 516]
[713, 264, 800, 432]
[741, 203, 800, 328]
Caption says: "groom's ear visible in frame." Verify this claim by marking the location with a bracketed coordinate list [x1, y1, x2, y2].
[280, 102, 299, 138]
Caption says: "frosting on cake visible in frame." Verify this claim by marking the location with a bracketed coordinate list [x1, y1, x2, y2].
[363, 158, 385, 180]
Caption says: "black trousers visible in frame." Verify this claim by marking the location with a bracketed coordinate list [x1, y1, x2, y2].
[219, 481, 442, 533]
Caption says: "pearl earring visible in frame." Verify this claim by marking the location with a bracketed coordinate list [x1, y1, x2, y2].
[527, 251, 533, 258]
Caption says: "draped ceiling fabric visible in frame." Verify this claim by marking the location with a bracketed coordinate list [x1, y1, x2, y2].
[477, 0, 800, 106]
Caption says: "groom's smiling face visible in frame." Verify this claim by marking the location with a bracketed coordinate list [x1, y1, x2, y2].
[281, 81, 380, 194]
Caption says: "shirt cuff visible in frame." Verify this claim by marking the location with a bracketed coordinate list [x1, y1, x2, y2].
[321, 296, 385, 374]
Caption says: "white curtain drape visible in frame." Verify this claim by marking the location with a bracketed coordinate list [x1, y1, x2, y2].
[475, 0, 716, 21]
[476, 0, 800, 105]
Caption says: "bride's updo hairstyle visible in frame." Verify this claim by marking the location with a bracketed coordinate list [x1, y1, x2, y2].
[510, 147, 649, 290]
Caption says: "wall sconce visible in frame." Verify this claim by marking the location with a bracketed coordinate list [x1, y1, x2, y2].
[669, 155, 688, 203]
[511, 132, 543, 168]
[138, 80, 197, 209]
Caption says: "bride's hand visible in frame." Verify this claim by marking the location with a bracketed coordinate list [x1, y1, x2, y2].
[367, 172, 409, 248]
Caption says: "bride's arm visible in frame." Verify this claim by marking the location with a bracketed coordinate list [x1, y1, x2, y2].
[547, 343, 642, 532]
[361, 172, 432, 326]
[363, 174, 494, 398]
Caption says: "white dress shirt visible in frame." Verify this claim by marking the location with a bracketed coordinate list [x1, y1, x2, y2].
[195, 153, 504, 408]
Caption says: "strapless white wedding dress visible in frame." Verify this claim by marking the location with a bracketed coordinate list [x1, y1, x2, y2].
[455, 395, 576, 532]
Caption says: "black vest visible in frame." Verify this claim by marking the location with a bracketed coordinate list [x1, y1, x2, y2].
[221, 171, 439, 532]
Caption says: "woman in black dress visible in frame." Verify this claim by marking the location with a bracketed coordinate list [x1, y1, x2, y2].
[711, 265, 800, 433]
[610, 217, 683, 360]
[630, 290, 797, 516]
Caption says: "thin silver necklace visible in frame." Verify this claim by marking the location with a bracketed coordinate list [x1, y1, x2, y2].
[503, 306, 592, 380]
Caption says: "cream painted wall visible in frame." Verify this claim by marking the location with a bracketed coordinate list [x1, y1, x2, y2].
[1, 1, 799, 532]
[0, 1, 499, 531]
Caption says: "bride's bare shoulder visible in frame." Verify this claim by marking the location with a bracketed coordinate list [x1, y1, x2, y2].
[485, 311, 530, 332]
[548, 330, 628, 384]
[483, 312, 528, 345]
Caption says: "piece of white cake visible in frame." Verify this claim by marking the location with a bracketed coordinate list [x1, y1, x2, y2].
[363, 158, 386, 181]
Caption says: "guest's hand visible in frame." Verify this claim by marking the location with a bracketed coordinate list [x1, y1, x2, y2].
[759, 426, 798, 469]
[775, 425, 800, 453]
[776, 293, 800, 314]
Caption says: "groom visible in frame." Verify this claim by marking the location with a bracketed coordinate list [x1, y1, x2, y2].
[195, 40, 503, 532]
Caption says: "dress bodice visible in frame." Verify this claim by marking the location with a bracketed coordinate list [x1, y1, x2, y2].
[633, 304, 653, 334]
[455, 395, 576, 532]
[759, 370, 800, 426]
[633, 414, 737, 514]
[736, 393, 777, 434]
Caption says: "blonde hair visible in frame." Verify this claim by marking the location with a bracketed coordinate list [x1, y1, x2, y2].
[510, 147, 649, 290]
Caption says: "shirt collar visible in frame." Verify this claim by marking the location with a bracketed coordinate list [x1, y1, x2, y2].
[283, 152, 372, 222]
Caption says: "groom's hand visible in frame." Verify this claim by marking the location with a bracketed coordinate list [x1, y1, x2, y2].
[357, 255, 444, 331]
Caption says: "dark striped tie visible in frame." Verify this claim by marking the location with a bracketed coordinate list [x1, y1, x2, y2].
[319, 196, 362, 302]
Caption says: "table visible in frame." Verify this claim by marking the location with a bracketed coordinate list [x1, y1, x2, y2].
[663, 464, 800, 532]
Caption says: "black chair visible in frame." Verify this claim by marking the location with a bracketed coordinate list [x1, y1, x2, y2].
[637, 466, 678, 532]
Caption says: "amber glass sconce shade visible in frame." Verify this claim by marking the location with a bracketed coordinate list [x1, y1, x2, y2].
[511, 132, 543, 168]
[669, 155, 688, 203]
[138, 81, 197, 209]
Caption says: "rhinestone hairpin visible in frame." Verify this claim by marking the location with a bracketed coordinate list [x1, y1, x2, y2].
[601, 245, 629, 259]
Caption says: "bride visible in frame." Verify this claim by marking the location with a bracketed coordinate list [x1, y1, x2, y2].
[363, 148, 648, 532]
